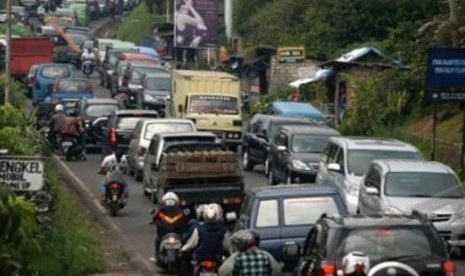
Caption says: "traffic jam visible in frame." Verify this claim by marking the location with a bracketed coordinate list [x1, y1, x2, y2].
[1, 0, 465, 276]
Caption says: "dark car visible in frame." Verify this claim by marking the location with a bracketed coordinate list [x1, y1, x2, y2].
[242, 114, 317, 176]
[234, 185, 348, 272]
[268, 125, 340, 185]
[296, 212, 456, 276]
[101, 109, 159, 155]
[137, 72, 171, 117]
[99, 48, 131, 88]
[77, 98, 122, 150]
[109, 60, 129, 96]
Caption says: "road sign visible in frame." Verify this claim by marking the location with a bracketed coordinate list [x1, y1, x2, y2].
[0, 156, 44, 192]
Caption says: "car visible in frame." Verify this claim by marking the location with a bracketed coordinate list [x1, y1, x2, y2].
[358, 159, 465, 254]
[32, 63, 76, 106]
[137, 72, 171, 116]
[64, 26, 95, 41]
[126, 119, 196, 181]
[131, 46, 161, 61]
[316, 137, 422, 214]
[268, 125, 341, 185]
[63, 1, 90, 27]
[95, 38, 121, 63]
[100, 110, 159, 156]
[99, 46, 134, 88]
[270, 101, 328, 125]
[242, 114, 317, 176]
[78, 98, 122, 151]
[45, 78, 93, 112]
[296, 212, 456, 276]
[234, 185, 348, 272]
[142, 131, 219, 201]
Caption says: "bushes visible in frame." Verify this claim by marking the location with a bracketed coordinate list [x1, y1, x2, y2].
[0, 75, 27, 109]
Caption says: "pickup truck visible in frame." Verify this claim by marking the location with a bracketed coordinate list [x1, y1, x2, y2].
[148, 136, 244, 221]
[9, 37, 54, 81]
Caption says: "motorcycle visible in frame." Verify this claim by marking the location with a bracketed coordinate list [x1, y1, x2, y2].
[105, 181, 125, 216]
[157, 233, 182, 273]
[82, 60, 94, 78]
[194, 260, 219, 276]
[61, 137, 86, 161]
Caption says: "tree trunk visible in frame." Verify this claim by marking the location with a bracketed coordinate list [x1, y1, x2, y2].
[449, 0, 459, 47]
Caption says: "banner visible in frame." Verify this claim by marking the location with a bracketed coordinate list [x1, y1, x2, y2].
[0, 156, 45, 192]
[173, 0, 217, 48]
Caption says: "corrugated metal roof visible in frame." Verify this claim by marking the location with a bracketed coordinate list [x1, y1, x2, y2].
[336, 47, 383, 62]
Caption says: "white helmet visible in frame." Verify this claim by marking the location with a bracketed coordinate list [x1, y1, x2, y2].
[55, 104, 64, 112]
[162, 192, 179, 206]
[342, 251, 370, 275]
[203, 203, 221, 223]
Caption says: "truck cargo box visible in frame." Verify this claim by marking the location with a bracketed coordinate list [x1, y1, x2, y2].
[11, 37, 54, 79]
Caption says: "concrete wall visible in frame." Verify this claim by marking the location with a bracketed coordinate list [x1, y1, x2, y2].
[268, 57, 319, 93]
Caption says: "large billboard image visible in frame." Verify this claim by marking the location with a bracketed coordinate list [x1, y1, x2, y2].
[174, 0, 217, 48]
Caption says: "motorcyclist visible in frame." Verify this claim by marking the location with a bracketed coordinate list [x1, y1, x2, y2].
[49, 104, 66, 151]
[180, 203, 232, 275]
[219, 229, 282, 276]
[99, 148, 129, 203]
[342, 251, 370, 276]
[81, 48, 97, 73]
[60, 109, 84, 146]
[149, 192, 187, 262]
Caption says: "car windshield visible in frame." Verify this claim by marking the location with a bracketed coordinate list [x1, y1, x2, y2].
[41, 66, 71, 79]
[283, 196, 339, 226]
[188, 95, 239, 115]
[84, 104, 119, 117]
[385, 172, 464, 198]
[340, 227, 437, 262]
[291, 134, 332, 153]
[268, 121, 311, 138]
[116, 116, 157, 130]
[131, 67, 165, 81]
[57, 80, 90, 93]
[143, 123, 194, 140]
[347, 150, 421, 176]
[146, 77, 170, 91]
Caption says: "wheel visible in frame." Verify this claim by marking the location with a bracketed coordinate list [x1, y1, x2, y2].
[268, 168, 278, 186]
[242, 149, 254, 171]
[135, 169, 143, 182]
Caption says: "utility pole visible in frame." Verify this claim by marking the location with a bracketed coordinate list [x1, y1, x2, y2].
[4, 0, 12, 104]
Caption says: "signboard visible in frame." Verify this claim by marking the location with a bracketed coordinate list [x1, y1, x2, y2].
[297, 66, 317, 79]
[0, 156, 45, 192]
[277, 46, 305, 63]
[426, 48, 465, 102]
[173, 0, 217, 48]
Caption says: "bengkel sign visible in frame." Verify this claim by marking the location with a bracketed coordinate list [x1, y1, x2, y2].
[0, 156, 44, 192]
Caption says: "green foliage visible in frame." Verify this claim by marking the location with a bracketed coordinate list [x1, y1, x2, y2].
[0, 75, 27, 109]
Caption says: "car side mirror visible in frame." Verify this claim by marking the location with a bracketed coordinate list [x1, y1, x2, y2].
[365, 187, 380, 196]
[276, 145, 287, 151]
[327, 163, 341, 172]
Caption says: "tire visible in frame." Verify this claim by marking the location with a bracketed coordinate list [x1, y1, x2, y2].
[135, 169, 142, 182]
[268, 168, 278, 186]
[242, 149, 254, 171]
[109, 201, 118, 216]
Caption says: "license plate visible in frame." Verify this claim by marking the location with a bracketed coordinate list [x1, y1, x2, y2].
[62, 141, 72, 146]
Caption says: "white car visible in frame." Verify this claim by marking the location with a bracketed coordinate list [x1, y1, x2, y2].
[358, 159, 465, 253]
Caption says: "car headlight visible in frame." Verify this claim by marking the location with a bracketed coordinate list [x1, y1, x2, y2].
[144, 94, 155, 102]
[383, 205, 404, 215]
[291, 159, 311, 171]
[345, 180, 360, 196]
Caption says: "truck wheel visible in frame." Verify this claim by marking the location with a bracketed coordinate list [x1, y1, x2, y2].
[242, 150, 255, 171]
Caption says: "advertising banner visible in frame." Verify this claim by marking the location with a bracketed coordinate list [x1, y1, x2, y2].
[173, 0, 217, 48]
[0, 156, 45, 192]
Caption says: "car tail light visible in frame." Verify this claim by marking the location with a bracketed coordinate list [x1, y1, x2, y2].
[109, 127, 117, 144]
[223, 197, 242, 205]
[202, 260, 216, 270]
[320, 262, 336, 276]
[138, 147, 146, 156]
[442, 260, 456, 276]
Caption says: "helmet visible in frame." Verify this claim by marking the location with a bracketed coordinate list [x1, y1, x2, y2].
[231, 230, 258, 252]
[202, 203, 220, 223]
[342, 251, 370, 276]
[209, 203, 223, 220]
[55, 104, 64, 112]
[162, 192, 179, 206]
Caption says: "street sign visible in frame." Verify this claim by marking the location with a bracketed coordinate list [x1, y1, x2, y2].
[426, 48, 465, 102]
[0, 156, 44, 192]
[277, 46, 305, 63]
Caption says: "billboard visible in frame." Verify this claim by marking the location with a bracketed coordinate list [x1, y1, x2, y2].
[0, 156, 44, 192]
[173, 0, 217, 48]
[426, 48, 465, 102]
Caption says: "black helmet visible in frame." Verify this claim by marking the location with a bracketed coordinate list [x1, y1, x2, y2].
[231, 229, 258, 252]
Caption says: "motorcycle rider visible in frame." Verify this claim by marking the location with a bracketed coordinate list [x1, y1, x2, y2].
[60, 109, 84, 155]
[342, 251, 370, 276]
[49, 104, 66, 151]
[180, 203, 232, 275]
[149, 192, 187, 262]
[81, 47, 97, 74]
[219, 229, 282, 276]
[99, 148, 129, 203]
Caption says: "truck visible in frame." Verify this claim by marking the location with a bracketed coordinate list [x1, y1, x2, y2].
[151, 137, 244, 221]
[170, 70, 243, 150]
[9, 37, 54, 81]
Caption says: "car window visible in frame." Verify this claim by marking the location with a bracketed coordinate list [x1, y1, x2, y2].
[116, 116, 155, 130]
[339, 227, 435, 262]
[334, 149, 345, 171]
[57, 80, 90, 93]
[385, 172, 464, 198]
[250, 119, 262, 134]
[84, 104, 119, 117]
[268, 121, 310, 138]
[347, 150, 421, 176]
[364, 166, 381, 190]
[144, 123, 194, 140]
[146, 77, 171, 91]
[41, 66, 71, 79]
[255, 199, 279, 228]
[327, 144, 340, 164]
[131, 67, 165, 81]
[283, 197, 339, 226]
[274, 132, 286, 146]
[148, 137, 159, 154]
[292, 135, 332, 153]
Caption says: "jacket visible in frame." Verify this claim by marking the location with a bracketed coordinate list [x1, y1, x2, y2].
[181, 222, 232, 261]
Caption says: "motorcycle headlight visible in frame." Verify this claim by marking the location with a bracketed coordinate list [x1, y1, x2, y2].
[291, 159, 311, 171]
[345, 180, 360, 196]
[144, 94, 155, 102]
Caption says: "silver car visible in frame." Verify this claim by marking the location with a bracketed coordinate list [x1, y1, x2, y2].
[315, 137, 422, 214]
[358, 159, 465, 253]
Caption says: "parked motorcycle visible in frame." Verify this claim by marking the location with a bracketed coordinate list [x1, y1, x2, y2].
[105, 181, 125, 216]
[82, 60, 94, 78]
[157, 233, 182, 273]
[61, 137, 86, 161]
